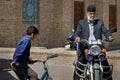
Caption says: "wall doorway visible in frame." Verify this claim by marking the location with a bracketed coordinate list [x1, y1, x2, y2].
[109, 4, 117, 33]
[74, 1, 84, 30]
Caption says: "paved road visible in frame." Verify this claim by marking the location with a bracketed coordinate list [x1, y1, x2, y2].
[0, 48, 120, 80]
[0, 53, 75, 80]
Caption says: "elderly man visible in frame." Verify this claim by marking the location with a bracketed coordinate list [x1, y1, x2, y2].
[73, 5, 114, 80]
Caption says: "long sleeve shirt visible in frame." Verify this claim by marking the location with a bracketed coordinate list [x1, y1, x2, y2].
[13, 35, 31, 63]
[88, 22, 96, 41]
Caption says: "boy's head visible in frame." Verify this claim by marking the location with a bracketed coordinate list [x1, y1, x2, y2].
[27, 26, 39, 35]
[26, 26, 39, 40]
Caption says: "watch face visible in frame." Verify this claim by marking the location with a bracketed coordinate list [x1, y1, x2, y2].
[22, 0, 39, 24]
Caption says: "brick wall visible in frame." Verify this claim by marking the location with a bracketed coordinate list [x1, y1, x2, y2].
[0, 0, 120, 49]
[0, 0, 74, 48]
[0, 0, 17, 47]
[112, 0, 120, 49]
[39, 0, 64, 48]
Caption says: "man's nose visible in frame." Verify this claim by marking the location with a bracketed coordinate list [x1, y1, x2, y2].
[91, 14, 95, 16]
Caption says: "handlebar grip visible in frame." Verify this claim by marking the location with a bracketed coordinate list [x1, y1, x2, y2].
[47, 54, 58, 59]
[102, 39, 109, 42]
[34, 60, 42, 62]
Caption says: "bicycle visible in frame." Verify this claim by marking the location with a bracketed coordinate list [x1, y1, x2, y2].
[12, 54, 58, 80]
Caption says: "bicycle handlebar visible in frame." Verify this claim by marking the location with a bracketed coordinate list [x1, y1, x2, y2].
[35, 54, 58, 63]
[47, 54, 58, 59]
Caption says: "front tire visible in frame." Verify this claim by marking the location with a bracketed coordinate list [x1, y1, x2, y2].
[46, 76, 53, 80]
[94, 63, 101, 80]
[94, 70, 100, 80]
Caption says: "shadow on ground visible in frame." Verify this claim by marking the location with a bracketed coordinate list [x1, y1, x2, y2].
[0, 58, 15, 80]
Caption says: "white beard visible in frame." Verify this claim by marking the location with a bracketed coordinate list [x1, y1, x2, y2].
[88, 16, 95, 22]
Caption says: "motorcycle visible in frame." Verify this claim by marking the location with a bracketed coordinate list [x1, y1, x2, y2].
[74, 39, 113, 80]
[64, 29, 78, 50]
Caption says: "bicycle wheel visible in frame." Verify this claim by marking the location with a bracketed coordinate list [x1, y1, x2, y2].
[46, 76, 53, 80]
[13, 78, 17, 80]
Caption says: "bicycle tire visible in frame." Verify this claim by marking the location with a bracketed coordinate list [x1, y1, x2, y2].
[46, 76, 53, 80]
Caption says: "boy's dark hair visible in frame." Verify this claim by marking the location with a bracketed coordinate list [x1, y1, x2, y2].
[87, 5, 96, 12]
[26, 26, 39, 35]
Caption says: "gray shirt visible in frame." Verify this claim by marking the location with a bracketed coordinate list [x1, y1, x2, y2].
[88, 22, 96, 41]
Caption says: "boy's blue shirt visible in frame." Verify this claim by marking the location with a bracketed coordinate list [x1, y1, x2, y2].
[13, 35, 31, 63]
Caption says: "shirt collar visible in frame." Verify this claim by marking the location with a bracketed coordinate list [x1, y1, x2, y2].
[88, 19, 96, 25]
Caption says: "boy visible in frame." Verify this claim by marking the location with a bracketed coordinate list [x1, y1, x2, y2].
[10, 26, 39, 80]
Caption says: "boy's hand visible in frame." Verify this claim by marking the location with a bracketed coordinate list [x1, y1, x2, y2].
[10, 62, 15, 68]
[29, 60, 36, 64]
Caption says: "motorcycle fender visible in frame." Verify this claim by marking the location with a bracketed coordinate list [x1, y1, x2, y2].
[94, 63, 100, 70]
[65, 44, 71, 49]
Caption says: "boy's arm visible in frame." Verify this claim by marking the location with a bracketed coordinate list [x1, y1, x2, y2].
[13, 40, 30, 62]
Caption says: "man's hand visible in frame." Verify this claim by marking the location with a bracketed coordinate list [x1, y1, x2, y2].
[75, 37, 80, 42]
[108, 36, 114, 42]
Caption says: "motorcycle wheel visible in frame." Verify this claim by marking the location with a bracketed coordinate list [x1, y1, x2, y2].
[94, 70, 101, 80]
[94, 63, 102, 80]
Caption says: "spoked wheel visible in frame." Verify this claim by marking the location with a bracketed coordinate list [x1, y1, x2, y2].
[85, 75, 90, 80]
[46, 76, 53, 80]
[94, 63, 101, 80]
[94, 70, 101, 80]
[73, 72, 89, 80]
[13, 78, 17, 80]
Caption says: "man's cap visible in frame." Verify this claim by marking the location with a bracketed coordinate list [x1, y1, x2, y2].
[87, 5, 96, 12]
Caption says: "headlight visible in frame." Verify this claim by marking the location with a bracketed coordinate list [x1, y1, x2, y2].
[99, 53, 106, 61]
[86, 54, 93, 61]
[90, 45, 101, 56]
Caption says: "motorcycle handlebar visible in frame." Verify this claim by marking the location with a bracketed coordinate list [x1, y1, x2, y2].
[77, 39, 110, 43]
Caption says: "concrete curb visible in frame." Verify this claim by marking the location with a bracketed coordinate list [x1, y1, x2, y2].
[0, 47, 76, 57]
[0, 47, 120, 58]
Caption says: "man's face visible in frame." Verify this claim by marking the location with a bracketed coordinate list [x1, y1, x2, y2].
[87, 12, 96, 22]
